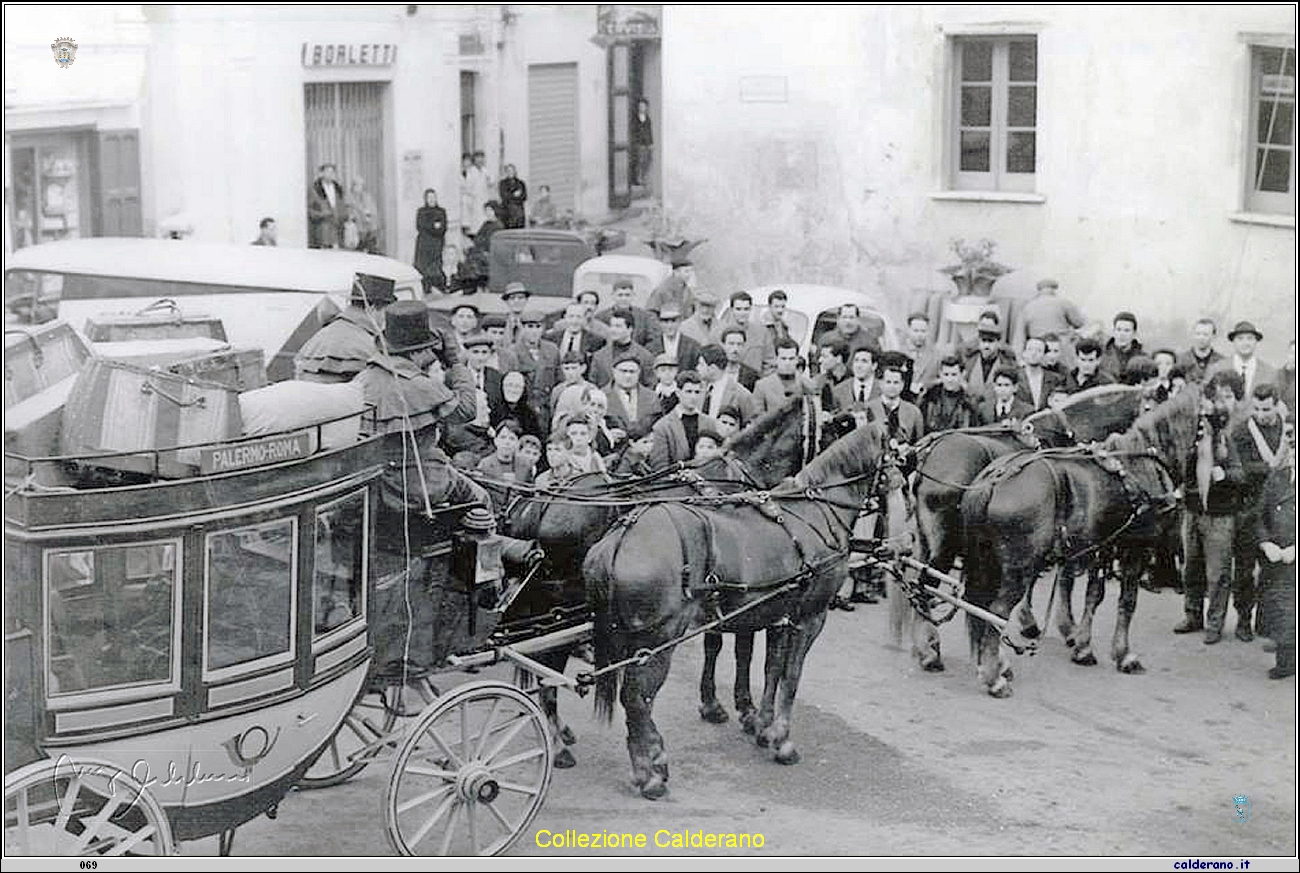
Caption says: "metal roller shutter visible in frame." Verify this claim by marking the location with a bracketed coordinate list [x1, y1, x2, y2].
[304, 82, 387, 253]
[528, 63, 580, 216]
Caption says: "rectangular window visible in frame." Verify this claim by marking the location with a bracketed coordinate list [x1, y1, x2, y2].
[313, 491, 367, 638]
[951, 36, 1038, 192]
[460, 71, 478, 158]
[45, 541, 180, 696]
[205, 518, 297, 676]
[1246, 44, 1297, 214]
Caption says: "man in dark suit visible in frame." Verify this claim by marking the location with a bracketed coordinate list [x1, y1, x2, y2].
[1017, 336, 1064, 411]
[917, 355, 981, 432]
[587, 308, 656, 388]
[868, 353, 925, 450]
[604, 354, 662, 434]
[443, 331, 501, 456]
[978, 368, 1035, 426]
[698, 344, 758, 423]
[595, 279, 660, 348]
[499, 308, 561, 429]
[649, 370, 718, 470]
[544, 302, 605, 369]
[963, 320, 1019, 398]
[1229, 383, 1288, 641]
[718, 326, 762, 391]
[645, 302, 701, 372]
[831, 346, 881, 413]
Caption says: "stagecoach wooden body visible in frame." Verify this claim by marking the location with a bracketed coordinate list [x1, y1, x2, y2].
[3, 320, 591, 857]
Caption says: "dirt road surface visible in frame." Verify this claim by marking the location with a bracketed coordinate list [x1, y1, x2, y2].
[182, 586, 1296, 860]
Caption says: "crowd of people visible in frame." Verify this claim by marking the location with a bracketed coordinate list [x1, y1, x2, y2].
[292, 270, 1296, 681]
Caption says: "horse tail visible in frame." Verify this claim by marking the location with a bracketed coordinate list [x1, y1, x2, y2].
[961, 478, 999, 658]
[583, 527, 623, 725]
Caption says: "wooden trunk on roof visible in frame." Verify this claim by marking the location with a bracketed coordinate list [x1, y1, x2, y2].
[82, 300, 228, 343]
[166, 347, 268, 392]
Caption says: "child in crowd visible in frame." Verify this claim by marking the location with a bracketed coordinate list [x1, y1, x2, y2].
[610, 421, 656, 476]
[716, 406, 743, 441]
[693, 426, 726, 462]
[562, 414, 606, 474]
[534, 435, 572, 489]
[515, 434, 542, 483]
[476, 420, 521, 480]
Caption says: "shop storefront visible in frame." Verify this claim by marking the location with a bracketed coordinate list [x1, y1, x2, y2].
[594, 5, 662, 209]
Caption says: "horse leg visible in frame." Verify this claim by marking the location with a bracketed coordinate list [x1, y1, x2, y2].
[1055, 561, 1079, 645]
[767, 611, 829, 765]
[535, 648, 576, 768]
[620, 648, 676, 800]
[755, 623, 791, 748]
[698, 631, 729, 724]
[1112, 551, 1147, 674]
[1071, 564, 1106, 666]
[733, 631, 758, 734]
[1013, 575, 1042, 640]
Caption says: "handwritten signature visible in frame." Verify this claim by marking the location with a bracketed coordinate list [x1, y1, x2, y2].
[53, 755, 252, 818]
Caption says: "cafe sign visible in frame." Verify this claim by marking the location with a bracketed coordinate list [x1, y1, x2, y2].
[302, 42, 398, 67]
[593, 5, 661, 47]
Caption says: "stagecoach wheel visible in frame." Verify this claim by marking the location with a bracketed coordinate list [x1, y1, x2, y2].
[299, 677, 442, 790]
[385, 680, 553, 857]
[4, 757, 174, 856]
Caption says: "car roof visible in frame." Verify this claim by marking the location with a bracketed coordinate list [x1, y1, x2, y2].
[490, 229, 591, 246]
[4, 237, 424, 293]
[573, 254, 672, 278]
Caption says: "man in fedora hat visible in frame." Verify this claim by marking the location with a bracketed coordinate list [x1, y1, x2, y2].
[500, 281, 531, 345]
[645, 301, 701, 372]
[295, 272, 398, 383]
[1209, 321, 1276, 398]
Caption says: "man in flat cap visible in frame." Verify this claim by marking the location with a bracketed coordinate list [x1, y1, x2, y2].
[295, 272, 397, 383]
[681, 288, 720, 346]
[645, 301, 701, 372]
[1208, 321, 1276, 398]
[499, 306, 560, 432]
[500, 281, 531, 345]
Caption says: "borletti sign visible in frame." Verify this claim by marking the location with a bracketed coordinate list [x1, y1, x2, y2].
[301, 42, 398, 67]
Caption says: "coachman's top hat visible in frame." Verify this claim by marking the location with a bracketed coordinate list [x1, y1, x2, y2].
[1227, 320, 1263, 341]
[382, 301, 440, 354]
[352, 272, 397, 307]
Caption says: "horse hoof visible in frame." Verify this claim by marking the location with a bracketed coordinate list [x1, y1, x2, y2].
[1001, 667, 1014, 681]
[988, 683, 1014, 699]
[1072, 652, 1098, 667]
[1020, 625, 1041, 640]
[640, 776, 668, 800]
[1064, 636, 1077, 648]
[739, 711, 758, 735]
[755, 731, 771, 749]
[559, 726, 577, 746]
[774, 742, 801, 765]
[1118, 656, 1146, 674]
[554, 747, 577, 769]
[699, 702, 729, 724]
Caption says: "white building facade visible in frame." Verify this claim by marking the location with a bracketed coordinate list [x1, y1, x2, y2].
[662, 4, 1297, 350]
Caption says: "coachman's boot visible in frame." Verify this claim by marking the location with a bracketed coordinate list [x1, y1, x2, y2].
[1269, 648, 1296, 680]
[1173, 612, 1204, 634]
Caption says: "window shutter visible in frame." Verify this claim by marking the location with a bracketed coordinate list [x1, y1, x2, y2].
[95, 130, 143, 237]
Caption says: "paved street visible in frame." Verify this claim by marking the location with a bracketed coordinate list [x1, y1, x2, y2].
[184, 586, 1296, 859]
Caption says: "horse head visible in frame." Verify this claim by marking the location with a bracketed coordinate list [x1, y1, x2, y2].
[724, 395, 812, 488]
[1024, 384, 1148, 447]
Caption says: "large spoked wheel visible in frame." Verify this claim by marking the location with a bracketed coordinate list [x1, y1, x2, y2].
[299, 676, 441, 789]
[385, 680, 553, 856]
[5, 757, 174, 856]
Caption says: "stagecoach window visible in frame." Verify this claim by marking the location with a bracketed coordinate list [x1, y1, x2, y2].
[205, 518, 297, 674]
[44, 542, 178, 695]
[313, 491, 367, 637]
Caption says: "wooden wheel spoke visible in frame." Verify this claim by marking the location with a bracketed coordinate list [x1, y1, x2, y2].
[418, 722, 465, 771]
[481, 714, 534, 767]
[103, 823, 157, 856]
[488, 746, 547, 773]
[405, 791, 459, 850]
[14, 786, 32, 855]
[473, 697, 505, 760]
[494, 776, 544, 796]
[53, 776, 81, 833]
[395, 782, 454, 818]
[69, 791, 125, 854]
[438, 799, 463, 856]
[402, 765, 458, 780]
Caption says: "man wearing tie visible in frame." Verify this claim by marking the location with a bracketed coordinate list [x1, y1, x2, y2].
[698, 344, 758, 423]
[831, 346, 881, 413]
[545, 302, 605, 368]
[868, 353, 925, 453]
[646, 302, 701, 372]
[605, 355, 660, 434]
[1016, 336, 1063, 411]
[978, 369, 1035, 426]
[1208, 321, 1276, 398]
[1229, 383, 1288, 642]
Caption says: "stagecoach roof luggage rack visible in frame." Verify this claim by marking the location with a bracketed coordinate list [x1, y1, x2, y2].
[5, 401, 380, 492]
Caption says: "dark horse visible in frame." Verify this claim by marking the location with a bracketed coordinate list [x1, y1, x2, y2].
[959, 388, 1202, 697]
[584, 421, 899, 799]
[486, 395, 815, 765]
[899, 385, 1154, 672]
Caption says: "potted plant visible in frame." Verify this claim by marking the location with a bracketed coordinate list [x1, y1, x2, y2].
[938, 238, 1014, 297]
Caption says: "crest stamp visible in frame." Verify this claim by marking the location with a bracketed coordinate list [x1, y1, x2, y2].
[1233, 794, 1251, 823]
[51, 37, 78, 69]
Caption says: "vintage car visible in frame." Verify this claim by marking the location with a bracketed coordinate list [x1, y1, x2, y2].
[3, 238, 424, 382]
[718, 284, 902, 363]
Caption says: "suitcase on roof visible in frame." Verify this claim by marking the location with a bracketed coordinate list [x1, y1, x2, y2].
[60, 358, 242, 479]
[83, 298, 227, 343]
[167, 346, 267, 392]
